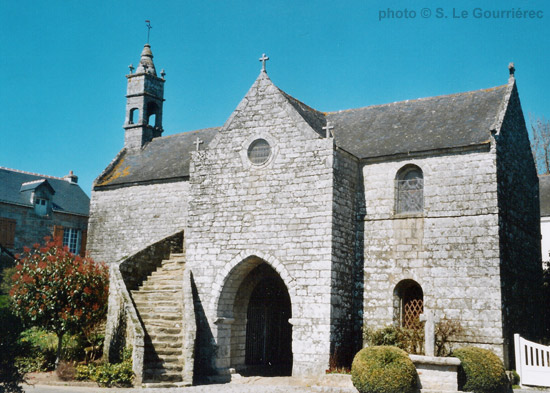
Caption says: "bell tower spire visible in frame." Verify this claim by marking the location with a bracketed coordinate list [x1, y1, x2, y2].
[123, 43, 165, 151]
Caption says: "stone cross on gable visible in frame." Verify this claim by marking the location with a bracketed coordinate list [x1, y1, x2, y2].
[259, 53, 269, 72]
[128, 64, 134, 74]
[194, 137, 204, 151]
[323, 122, 334, 138]
[420, 309, 440, 356]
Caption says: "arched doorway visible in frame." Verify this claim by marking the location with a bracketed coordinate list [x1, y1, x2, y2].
[245, 274, 292, 375]
[217, 258, 292, 376]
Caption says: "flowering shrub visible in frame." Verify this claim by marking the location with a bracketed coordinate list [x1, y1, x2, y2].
[9, 237, 108, 365]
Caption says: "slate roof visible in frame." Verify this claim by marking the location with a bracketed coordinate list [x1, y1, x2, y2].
[95, 80, 511, 188]
[327, 85, 509, 159]
[95, 127, 220, 188]
[540, 175, 550, 217]
[0, 168, 90, 216]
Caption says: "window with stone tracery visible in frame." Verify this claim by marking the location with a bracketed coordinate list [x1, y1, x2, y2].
[395, 165, 424, 214]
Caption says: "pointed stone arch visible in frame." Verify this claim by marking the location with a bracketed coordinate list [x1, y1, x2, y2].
[210, 250, 296, 315]
[211, 251, 295, 374]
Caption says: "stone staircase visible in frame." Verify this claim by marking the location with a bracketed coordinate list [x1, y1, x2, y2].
[131, 253, 187, 387]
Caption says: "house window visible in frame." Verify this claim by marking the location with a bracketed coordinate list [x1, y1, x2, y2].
[396, 165, 424, 214]
[34, 198, 49, 216]
[63, 228, 81, 255]
[0, 218, 16, 249]
[394, 280, 424, 329]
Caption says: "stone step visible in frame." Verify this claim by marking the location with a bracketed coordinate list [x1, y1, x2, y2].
[140, 313, 182, 322]
[134, 299, 177, 307]
[145, 347, 183, 357]
[139, 285, 183, 292]
[135, 305, 181, 313]
[143, 355, 184, 366]
[159, 263, 185, 271]
[146, 326, 182, 336]
[144, 355, 184, 365]
[143, 372, 183, 382]
[145, 341, 183, 349]
[132, 290, 179, 300]
[147, 272, 183, 281]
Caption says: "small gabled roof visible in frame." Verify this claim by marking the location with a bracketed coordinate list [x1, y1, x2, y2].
[95, 127, 219, 188]
[20, 179, 55, 194]
[540, 174, 550, 217]
[0, 168, 90, 216]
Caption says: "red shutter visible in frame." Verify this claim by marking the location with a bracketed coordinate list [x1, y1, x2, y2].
[53, 225, 64, 244]
[0, 218, 16, 249]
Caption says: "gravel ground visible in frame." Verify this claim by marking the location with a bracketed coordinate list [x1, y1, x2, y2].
[23, 374, 357, 393]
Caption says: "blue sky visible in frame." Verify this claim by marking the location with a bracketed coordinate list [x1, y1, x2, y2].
[1, 0, 549, 195]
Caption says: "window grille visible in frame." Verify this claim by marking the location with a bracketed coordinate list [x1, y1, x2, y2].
[403, 298, 423, 329]
[396, 178, 424, 213]
[247, 139, 271, 165]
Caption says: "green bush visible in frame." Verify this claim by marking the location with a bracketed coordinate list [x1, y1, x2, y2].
[452, 347, 508, 393]
[0, 305, 25, 392]
[363, 325, 423, 354]
[75, 349, 133, 387]
[351, 346, 418, 393]
[15, 328, 87, 372]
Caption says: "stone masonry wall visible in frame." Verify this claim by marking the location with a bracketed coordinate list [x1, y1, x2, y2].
[186, 72, 336, 376]
[362, 149, 505, 358]
[330, 149, 361, 365]
[0, 202, 88, 254]
[495, 82, 543, 367]
[87, 181, 189, 263]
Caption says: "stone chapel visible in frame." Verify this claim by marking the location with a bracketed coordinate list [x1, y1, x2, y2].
[87, 44, 543, 386]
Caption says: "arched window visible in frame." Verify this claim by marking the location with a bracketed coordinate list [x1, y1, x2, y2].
[146, 102, 159, 126]
[394, 280, 424, 329]
[396, 165, 423, 214]
[129, 108, 139, 124]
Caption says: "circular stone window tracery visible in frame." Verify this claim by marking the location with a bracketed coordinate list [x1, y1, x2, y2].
[247, 139, 271, 165]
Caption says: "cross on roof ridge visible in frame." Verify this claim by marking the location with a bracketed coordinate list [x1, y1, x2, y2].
[322, 122, 334, 138]
[259, 53, 269, 72]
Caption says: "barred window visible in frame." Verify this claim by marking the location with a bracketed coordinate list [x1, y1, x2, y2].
[396, 166, 424, 214]
[394, 280, 424, 329]
[247, 139, 271, 165]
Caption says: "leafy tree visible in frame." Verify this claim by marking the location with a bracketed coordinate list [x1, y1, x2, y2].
[9, 237, 108, 367]
[529, 115, 550, 174]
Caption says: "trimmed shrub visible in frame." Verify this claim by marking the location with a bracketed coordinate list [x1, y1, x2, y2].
[351, 346, 418, 393]
[452, 347, 508, 393]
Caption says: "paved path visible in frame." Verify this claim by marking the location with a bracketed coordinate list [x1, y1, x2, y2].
[23, 375, 357, 393]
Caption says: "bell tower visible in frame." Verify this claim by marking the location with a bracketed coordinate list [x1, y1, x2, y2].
[123, 44, 165, 151]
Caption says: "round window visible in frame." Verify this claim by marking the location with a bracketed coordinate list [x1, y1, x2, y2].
[247, 139, 271, 165]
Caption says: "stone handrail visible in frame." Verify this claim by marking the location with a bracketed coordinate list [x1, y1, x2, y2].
[111, 264, 145, 384]
[181, 269, 197, 384]
[103, 231, 184, 385]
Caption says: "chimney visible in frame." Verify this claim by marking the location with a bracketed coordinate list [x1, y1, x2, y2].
[63, 170, 78, 184]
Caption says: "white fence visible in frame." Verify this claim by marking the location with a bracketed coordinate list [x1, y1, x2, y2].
[514, 334, 550, 387]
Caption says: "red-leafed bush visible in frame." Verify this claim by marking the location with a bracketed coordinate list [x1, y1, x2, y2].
[9, 237, 109, 366]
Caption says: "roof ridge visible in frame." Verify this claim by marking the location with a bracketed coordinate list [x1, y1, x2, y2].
[279, 89, 325, 116]
[0, 166, 65, 181]
[325, 84, 508, 115]
[154, 127, 222, 140]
